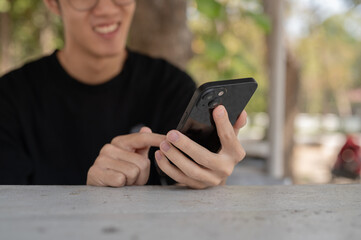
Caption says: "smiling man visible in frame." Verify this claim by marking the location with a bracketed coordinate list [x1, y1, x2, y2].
[0, 0, 247, 188]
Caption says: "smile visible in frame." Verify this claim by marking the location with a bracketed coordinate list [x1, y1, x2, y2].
[93, 23, 120, 34]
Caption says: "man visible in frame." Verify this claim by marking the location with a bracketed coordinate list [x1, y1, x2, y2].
[0, 0, 247, 189]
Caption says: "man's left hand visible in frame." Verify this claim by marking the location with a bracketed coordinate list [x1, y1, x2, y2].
[155, 105, 247, 189]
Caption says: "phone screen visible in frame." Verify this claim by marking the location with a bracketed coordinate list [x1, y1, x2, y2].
[179, 109, 220, 153]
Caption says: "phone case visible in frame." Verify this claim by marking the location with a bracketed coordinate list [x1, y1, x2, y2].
[176, 78, 258, 153]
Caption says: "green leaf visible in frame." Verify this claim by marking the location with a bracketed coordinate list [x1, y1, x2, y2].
[195, 0, 222, 19]
[12, 0, 35, 15]
[232, 55, 256, 73]
[244, 11, 271, 33]
[0, 0, 10, 13]
[205, 39, 226, 61]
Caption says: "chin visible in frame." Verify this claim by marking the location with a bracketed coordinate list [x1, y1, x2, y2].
[92, 48, 126, 59]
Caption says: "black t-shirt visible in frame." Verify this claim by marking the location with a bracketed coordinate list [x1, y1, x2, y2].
[0, 50, 196, 185]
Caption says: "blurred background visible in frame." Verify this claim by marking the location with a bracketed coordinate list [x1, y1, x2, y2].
[1, 0, 361, 185]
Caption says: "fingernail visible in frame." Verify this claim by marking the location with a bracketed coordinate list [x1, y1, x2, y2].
[155, 151, 162, 160]
[160, 141, 171, 152]
[216, 105, 225, 117]
[167, 131, 179, 142]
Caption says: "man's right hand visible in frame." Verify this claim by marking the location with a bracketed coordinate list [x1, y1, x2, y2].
[87, 127, 165, 187]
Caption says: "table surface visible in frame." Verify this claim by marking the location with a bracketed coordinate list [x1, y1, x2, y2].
[1, 184, 361, 240]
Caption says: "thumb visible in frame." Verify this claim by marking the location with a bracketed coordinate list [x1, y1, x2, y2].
[136, 126, 153, 157]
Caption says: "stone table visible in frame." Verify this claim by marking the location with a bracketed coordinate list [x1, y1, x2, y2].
[0, 184, 360, 240]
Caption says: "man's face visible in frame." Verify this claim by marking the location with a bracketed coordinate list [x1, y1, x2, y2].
[58, 0, 136, 58]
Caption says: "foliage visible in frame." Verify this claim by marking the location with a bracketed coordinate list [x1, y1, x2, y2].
[188, 0, 270, 113]
[295, 5, 361, 115]
[0, 0, 62, 71]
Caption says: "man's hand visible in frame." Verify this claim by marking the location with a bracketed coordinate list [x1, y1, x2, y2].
[155, 105, 247, 189]
[87, 127, 165, 187]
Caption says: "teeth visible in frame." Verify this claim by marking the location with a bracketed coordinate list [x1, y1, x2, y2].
[94, 23, 119, 34]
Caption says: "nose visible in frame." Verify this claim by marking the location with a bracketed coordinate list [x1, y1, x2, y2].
[92, 0, 120, 16]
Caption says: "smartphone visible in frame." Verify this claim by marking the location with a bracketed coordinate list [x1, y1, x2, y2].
[176, 78, 258, 153]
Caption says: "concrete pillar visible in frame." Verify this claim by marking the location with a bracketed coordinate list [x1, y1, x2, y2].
[264, 0, 286, 178]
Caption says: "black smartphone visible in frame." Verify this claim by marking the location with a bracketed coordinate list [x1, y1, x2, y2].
[176, 78, 258, 153]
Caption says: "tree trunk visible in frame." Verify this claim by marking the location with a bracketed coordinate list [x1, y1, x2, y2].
[40, 9, 55, 55]
[263, 0, 300, 179]
[0, 11, 11, 74]
[128, 0, 193, 70]
[263, 0, 287, 178]
[284, 49, 300, 180]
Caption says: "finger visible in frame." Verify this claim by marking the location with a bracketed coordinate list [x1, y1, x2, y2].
[154, 150, 207, 189]
[233, 110, 247, 135]
[87, 166, 126, 187]
[111, 132, 166, 152]
[213, 105, 242, 154]
[159, 140, 222, 186]
[139, 126, 152, 133]
[96, 156, 140, 185]
[165, 130, 221, 170]
[137, 127, 153, 157]
[100, 145, 150, 185]
[166, 130, 238, 177]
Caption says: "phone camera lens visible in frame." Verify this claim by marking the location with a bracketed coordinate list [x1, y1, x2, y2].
[218, 91, 224, 97]
[202, 91, 215, 101]
[208, 99, 221, 108]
